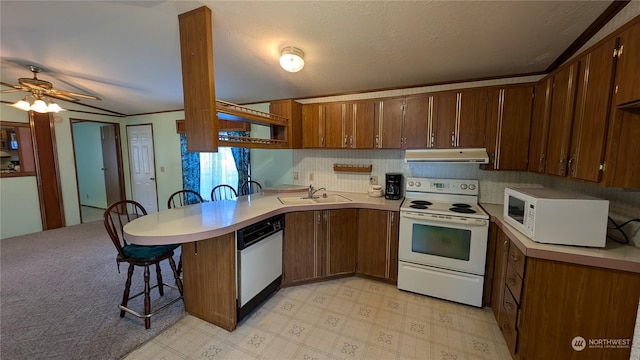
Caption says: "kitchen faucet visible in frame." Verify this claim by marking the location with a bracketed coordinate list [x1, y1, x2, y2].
[306, 185, 326, 199]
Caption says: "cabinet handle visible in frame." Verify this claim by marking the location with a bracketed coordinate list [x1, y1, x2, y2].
[150, 177, 155, 181]
[350, 136, 353, 147]
[375, 134, 379, 148]
[451, 132, 455, 146]
[430, 133, 435, 148]
[508, 277, 517, 286]
[568, 156, 575, 177]
[510, 253, 519, 262]
[344, 135, 348, 148]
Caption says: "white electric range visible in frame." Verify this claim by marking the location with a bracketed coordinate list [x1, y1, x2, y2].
[397, 177, 489, 307]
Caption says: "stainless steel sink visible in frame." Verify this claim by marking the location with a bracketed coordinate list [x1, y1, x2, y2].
[278, 194, 351, 205]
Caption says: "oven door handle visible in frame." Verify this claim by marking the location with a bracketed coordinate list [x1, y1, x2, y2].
[401, 212, 488, 226]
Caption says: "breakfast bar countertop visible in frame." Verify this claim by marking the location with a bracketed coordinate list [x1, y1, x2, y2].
[124, 191, 403, 246]
[481, 203, 640, 273]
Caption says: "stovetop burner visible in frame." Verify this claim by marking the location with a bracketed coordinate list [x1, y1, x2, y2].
[449, 207, 477, 214]
[411, 200, 432, 206]
[452, 203, 471, 208]
[410, 204, 429, 209]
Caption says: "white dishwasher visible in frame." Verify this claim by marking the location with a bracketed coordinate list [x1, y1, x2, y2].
[236, 214, 284, 321]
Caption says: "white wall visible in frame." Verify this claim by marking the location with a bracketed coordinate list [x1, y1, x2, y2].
[72, 122, 107, 208]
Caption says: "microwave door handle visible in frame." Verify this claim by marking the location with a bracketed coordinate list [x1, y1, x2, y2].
[401, 212, 488, 226]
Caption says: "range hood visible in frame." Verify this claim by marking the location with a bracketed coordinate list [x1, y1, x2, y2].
[404, 148, 489, 164]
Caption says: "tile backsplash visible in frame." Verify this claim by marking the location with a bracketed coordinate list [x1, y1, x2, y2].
[292, 149, 640, 247]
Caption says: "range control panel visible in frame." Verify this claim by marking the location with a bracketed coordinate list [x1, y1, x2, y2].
[405, 177, 479, 196]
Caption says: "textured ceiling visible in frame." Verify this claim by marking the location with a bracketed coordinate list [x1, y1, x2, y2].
[0, 1, 615, 116]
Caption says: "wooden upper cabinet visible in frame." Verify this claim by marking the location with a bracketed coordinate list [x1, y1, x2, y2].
[545, 62, 579, 177]
[322, 101, 376, 149]
[613, 20, 640, 106]
[403, 95, 435, 149]
[350, 100, 376, 149]
[569, 38, 617, 183]
[270, 99, 303, 149]
[302, 103, 325, 148]
[528, 77, 553, 173]
[324, 102, 346, 149]
[484, 84, 534, 170]
[436, 89, 487, 149]
[375, 97, 404, 149]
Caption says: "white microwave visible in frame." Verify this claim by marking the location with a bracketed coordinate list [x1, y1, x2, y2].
[503, 187, 609, 247]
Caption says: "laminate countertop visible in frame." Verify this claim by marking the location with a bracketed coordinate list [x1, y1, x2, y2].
[481, 203, 640, 273]
[124, 191, 403, 246]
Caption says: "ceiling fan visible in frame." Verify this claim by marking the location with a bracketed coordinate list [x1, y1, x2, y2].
[1, 64, 101, 104]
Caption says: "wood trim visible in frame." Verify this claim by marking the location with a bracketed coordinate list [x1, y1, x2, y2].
[546, 1, 630, 72]
[178, 6, 218, 152]
[31, 112, 65, 230]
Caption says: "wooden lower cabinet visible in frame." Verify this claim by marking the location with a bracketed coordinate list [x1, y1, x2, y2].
[489, 224, 640, 359]
[282, 209, 357, 286]
[181, 233, 237, 331]
[356, 209, 399, 282]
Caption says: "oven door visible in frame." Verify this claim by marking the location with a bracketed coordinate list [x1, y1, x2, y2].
[398, 211, 489, 275]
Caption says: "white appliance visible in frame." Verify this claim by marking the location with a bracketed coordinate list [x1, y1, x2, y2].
[398, 177, 489, 307]
[504, 187, 609, 247]
[236, 214, 284, 320]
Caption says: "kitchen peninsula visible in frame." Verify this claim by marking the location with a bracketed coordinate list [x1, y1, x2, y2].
[123, 191, 403, 331]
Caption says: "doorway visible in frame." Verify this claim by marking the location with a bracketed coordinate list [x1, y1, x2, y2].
[126, 124, 158, 213]
[71, 120, 125, 223]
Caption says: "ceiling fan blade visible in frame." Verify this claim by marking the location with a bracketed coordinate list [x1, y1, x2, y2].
[45, 92, 80, 102]
[0, 81, 26, 91]
[49, 89, 101, 101]
[0, 88, 25, 94]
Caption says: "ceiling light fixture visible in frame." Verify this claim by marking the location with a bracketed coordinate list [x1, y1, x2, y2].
[279, 46, 305, 73]
[10, 95, 64, 113]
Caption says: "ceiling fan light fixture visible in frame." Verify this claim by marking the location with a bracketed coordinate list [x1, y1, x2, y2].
[11, 97, 32, 111]
[46, 100, 63, 113]
[280, 46, 305, 73]
[31, 99, 48, 113]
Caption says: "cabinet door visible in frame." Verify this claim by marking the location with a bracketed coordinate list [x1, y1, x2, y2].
[324, 102, 347, 148]
[603, 109, 640, 188]
[375, 98, 404, 149]
[403, 95, 433, 149]
[528, 78, 553, 173]
[326, 209, 357, 276]
[457, 88, 487, 148]
[569, 38, 617, 182]
[357, 209, 389, 279]
[490, 227, 509, 322]
[613, 20, 640, 106]
[282, 211, 322, 285]
[351, 100, 376, 149]
[494, 86, 533, 170]
[435, 91, 457, 148]
[546, 63, 579, 177]
[302, 104, 325, 148]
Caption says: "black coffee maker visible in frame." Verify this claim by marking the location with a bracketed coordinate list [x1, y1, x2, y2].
[385, 173, 403, 200]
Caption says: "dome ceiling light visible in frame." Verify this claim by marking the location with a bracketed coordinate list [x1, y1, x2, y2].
[279, 46, 305, 73]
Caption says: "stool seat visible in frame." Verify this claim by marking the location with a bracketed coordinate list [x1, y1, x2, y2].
[104, 200, 184, 329]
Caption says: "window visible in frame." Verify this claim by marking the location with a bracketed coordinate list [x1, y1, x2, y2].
[179, 132, 250, 200]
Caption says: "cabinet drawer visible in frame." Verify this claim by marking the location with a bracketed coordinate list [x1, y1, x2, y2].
[508, 242, 525, 277]
[505, 262, 523, 303]
[501, 286, 519, 355]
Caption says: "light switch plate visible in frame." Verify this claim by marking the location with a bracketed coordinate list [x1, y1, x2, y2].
[369, 176, 378, 185]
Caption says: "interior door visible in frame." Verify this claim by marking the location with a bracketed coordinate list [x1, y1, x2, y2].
[127, 124, 158, 213]
[100, 124, 124, 207]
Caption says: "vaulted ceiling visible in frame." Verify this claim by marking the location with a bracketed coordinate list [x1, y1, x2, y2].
[0, 1, 623, 116]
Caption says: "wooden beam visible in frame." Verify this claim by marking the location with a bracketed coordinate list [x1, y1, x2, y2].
[178, 6, 218, 152]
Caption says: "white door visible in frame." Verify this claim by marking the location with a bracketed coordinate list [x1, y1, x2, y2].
[127, 125, 158, 213]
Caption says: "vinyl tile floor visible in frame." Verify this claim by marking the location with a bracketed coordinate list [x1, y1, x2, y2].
[124, 277, 511, 360]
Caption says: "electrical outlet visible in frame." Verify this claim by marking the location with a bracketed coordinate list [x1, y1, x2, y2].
[160, 166, 165, 172]
[369, 176, 378, 185]
[309, 172, 314, 181]
[293, 171, 299, 180]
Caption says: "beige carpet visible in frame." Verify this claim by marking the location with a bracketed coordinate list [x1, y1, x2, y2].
[0, 220, 186, 359]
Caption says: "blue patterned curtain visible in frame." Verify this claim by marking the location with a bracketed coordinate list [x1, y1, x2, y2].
[229, 131, 250, 190]
[180, 133, 200, 195]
